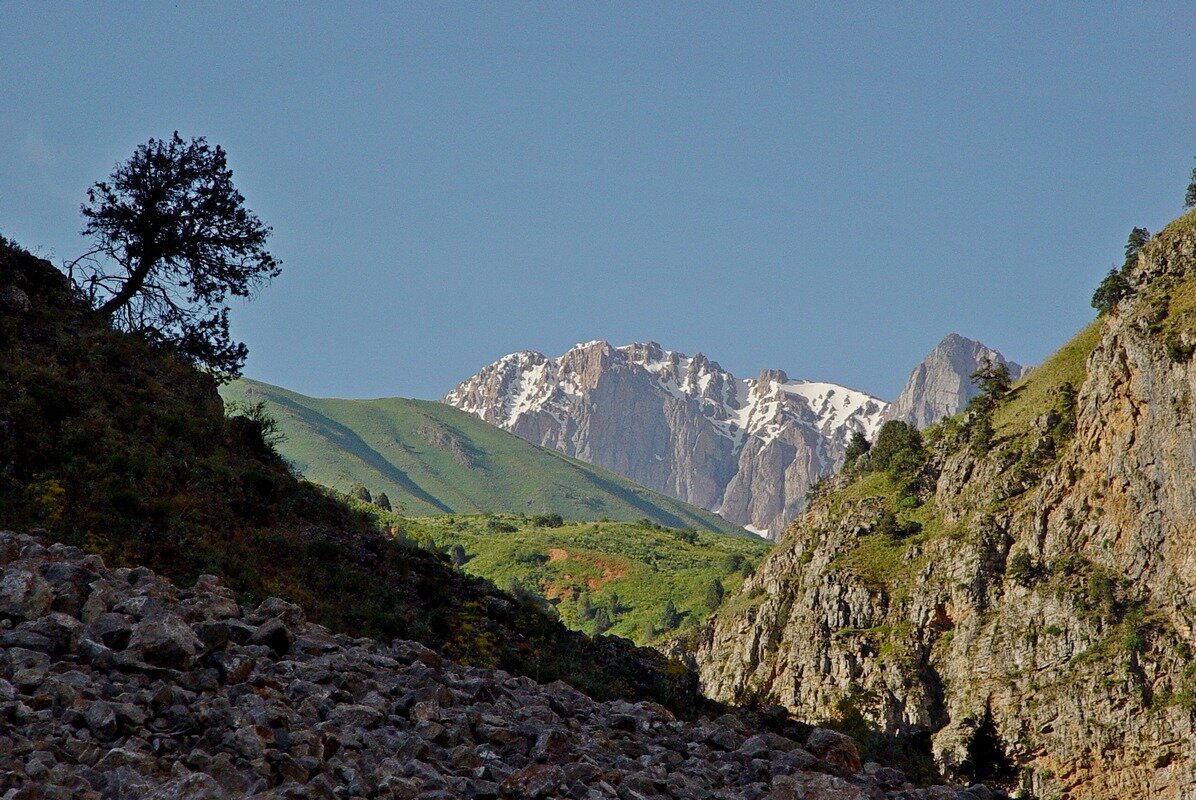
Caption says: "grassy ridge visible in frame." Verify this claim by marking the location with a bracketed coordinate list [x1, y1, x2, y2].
[363, 511, 771, 646]
[220, 378, 747, 537]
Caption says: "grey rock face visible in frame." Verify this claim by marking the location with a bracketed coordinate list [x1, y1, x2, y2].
[444, 341, 888, 539]
[0, 531, 993, 800]
[882, 334, 1029, 429]
[696, 216, 1196, 799]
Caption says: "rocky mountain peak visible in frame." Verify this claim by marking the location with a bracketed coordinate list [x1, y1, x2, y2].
[444, 344, 889, 539]
[882, 333, 1029, 429]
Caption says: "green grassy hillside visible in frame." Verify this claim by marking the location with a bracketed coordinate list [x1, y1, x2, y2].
[220, 378, 748, 536]
[372, 513, 771, 645]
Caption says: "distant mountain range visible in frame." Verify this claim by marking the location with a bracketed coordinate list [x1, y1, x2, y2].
[445, 335, 1026, 539]
[218, 378, 747, 537]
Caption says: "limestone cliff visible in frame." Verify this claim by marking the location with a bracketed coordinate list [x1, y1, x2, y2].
[696, 211, 1196, 799]
[882, 334, 1029, 429]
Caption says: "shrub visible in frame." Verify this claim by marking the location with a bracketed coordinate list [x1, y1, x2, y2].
[486, 517, 518, 534]
[705, 578, 725, 610]
[1006, 549, 1039, 587]
[531, 513, 564, 528]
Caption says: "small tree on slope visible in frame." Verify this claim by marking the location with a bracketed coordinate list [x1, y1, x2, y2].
[1186, 156, 1196, 209]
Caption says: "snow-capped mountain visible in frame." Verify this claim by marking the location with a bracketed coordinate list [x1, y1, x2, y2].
[443, 341, 888, 539]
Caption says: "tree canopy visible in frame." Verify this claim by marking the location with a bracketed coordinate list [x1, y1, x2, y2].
[74, 133, 280, 378]
[1186, 157, 1196, 209]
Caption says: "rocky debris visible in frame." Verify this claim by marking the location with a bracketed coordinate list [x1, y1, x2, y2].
[443, 341, 888, 539]
[881, 334, 1029, 430]
[0, 531, 993, 799]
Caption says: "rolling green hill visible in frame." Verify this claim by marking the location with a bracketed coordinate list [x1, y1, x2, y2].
[380, 513, 772, 646]
[219, 378, 749, 536]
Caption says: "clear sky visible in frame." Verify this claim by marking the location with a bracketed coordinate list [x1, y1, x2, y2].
[2, 4, 1194, 400]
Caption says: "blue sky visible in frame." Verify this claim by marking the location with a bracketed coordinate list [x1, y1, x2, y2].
[2, 3, 1194, 400]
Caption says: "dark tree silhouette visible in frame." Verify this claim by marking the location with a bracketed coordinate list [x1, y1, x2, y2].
[1186, 157, 1196, 209]
[1123, 226, 1150, 271]
[844, 430, 871, 468]
[705, 578, 725, 610]
[75, 133, 280, 377]
[970, 358, 1012, 408]
[659, 599, 681, 631]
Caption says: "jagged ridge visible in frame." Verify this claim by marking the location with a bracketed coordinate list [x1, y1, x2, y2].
[444, 341, 888, 539]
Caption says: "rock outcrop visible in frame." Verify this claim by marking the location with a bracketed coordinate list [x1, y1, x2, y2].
[696, 211, 1196, 799]
[0, 530, 1002, 799]
[882, 335, 1029, 429]
[444, 342, 887, 539]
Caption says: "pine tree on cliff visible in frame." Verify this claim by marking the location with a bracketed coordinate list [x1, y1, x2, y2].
[843, 431, 871, 469]
[72, 133, 280, 378]
[1186, 157, 1196, 209]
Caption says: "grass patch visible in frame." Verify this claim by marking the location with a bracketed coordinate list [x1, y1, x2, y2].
[994, 320, 1102, 438]
[368, 512, 770, 645]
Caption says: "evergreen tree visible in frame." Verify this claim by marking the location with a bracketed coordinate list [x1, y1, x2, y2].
[1186, 157, 1196, 209]
[351, 484, 372, 504]
[970, 358, 1012, 410]
[592, 606, 611, 634]
[373, 492, 391, 511]
[422, 534, 437, 553]
[723, 553, 745, 574]
[608, 593, 622, 615]
[578, 594, 594, 620]
[843, 430, 871, 468]
[659, 599, 682, 631]
[1123, 227, 1150, 272]
[705, 578, 725, 610]
[449, 544, 467, 566]
[1091, 268, 1131, 314]
[868, 421, 925, 472]
[74, 133, 280, 377]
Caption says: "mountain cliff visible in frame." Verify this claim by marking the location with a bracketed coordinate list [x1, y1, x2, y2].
[882, 334, 1029, 429]
[696, 210, 1196, 798]
[444, 341, 888, 539]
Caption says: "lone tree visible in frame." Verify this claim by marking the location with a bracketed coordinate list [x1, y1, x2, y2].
[74, 133, 280, 378]
[1092, 227, 1149, 315]
[705, 578, 725, 610]
[1186, 156, 1196, 209]
[843, 430, 871, 469]
[970, 358, 1012, 410]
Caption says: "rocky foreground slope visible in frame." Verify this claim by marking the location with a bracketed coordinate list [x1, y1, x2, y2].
[0, 530, 1008, 800]
[445, 341, 888, 539]
[696, 211, 1196, 799]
